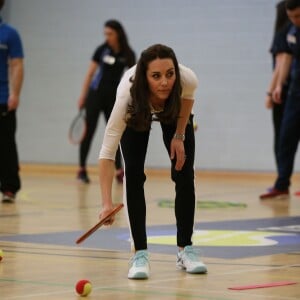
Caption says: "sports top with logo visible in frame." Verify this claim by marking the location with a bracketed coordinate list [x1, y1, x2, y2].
[0, 17, 23, 105]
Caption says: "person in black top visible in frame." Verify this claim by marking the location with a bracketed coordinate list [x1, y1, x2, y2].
[260, 0, 300, 199]
[266, 1, 291, 173]
[77, 20, 135, 184]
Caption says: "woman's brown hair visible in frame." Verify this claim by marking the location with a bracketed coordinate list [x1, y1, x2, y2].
[126, 44, 182, 131]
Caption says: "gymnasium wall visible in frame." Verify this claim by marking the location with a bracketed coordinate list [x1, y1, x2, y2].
[3, 0, 300, 171]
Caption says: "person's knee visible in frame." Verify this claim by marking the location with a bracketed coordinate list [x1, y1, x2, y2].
[171, 168, 194, 184]
[125, 164, 146, 183]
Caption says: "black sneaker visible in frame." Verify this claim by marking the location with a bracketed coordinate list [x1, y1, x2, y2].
[2, 191, 16, 203]
[77, 169, 90, 184]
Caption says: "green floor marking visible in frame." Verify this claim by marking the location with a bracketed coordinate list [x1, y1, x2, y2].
[158, 199, 247, 209]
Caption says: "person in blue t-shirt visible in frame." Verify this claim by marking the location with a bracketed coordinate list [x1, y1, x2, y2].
[0, 0, 24, 203]
[77, 20, 135, 184]
[260, 0, 300, 199]
[265, 1, 291, 173]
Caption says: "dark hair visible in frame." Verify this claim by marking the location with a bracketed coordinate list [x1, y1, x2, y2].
[285, 0, 300, 10]
[0, 0, 5, 11]
[274, 1, 289, 33]
[104, 20, 135, 67]
[126, 44, 182, 131]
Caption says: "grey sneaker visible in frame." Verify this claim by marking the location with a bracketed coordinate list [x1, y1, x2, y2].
[128, 250, 150, 279]
[176, 246, 207, 274]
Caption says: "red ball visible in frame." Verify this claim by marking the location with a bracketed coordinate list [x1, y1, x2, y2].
[75, 279, 92, 297]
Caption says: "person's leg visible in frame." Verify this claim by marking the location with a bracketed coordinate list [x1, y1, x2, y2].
[160, 116, 195, 248]
[0, 107, 5, 192]
[120, 126, 150, 279]
[120, 127, 150, 251]
[274, 94, 300, 190]
[272, 102, 285, 171]
[160, 116, 207, 274]
[0, 110, 21, 200]
[79, 90, 101, 169]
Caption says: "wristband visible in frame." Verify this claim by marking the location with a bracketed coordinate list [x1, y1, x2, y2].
[173, 133, 185, 141]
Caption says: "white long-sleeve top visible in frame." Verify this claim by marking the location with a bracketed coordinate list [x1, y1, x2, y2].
[99, 63, 198, 161]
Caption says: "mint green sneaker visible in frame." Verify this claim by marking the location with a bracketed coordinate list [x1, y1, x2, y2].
[176, 246, 207, 274]
[128, 250, 150, 279]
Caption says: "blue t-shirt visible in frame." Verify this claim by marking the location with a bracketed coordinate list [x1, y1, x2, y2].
[0, 17, 24, 104]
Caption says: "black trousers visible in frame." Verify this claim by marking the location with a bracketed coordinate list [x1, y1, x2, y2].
[275, 92, 300, 190]
[272, 102, 285, 171]
[79, 88, 122, 169]
[0, 107, 21, 194]
[120, 116, 195, 251]
[272, 85, 288, 171]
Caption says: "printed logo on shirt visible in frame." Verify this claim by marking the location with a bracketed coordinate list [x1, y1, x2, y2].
[103, 54, 116, 65]
[287, 34, 297, 44]
[0, 43, 8, 50]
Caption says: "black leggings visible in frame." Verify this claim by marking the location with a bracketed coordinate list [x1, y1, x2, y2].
[120, 116, 195, 251]
[79, 89, 122, 169]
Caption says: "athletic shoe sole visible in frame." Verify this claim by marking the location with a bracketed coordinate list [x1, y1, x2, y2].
[128, 272, 149, 279]
[260, 194, 290, 200]
[176, 262, 207, 274]
[2, 198, 15, 203]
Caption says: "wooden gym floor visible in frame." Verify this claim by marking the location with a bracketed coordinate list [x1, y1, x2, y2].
[0, 164, 300, 299]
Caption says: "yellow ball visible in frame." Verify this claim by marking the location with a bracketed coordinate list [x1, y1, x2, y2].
[193, 122, 198, 132]
[75, 280, 92, 297]
[0, 249, 3, 262]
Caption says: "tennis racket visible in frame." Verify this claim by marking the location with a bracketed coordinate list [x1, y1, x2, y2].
[76, 203, 124, 244]
[68, 109, 87, 144]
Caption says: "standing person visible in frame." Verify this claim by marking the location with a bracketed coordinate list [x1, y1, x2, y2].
[77, 20, 135, 184]
[98, 44, 207, 279]
[260, 0, 300, 199]
[265, 1, 291, 173]
[0, 0, 24, 203]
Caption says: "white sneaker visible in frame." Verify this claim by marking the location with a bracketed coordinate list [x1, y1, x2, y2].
[128, 250, 150, 279]
[176, 246, 207, 274]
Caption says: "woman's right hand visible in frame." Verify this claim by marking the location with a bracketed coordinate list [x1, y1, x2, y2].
[78, 96, 86, 110]
[273, 85, 282, 104]
[99, 204, 115, 225]
[265, 95, 273, 109]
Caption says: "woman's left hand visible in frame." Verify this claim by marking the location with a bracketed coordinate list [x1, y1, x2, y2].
[170, 138, 186, 171]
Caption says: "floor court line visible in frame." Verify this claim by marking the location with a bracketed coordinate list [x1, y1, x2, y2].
[3, 283, 237, 300]
[1, 278, 234, 300]
[0, 246, 290, 268]
[1, 246, 300, 268]
[144, 284, 299, 300]
[3, 277, 297, 300]
[1, 257, 298, 300]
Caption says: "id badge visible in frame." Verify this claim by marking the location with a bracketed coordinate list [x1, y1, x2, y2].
[103, 55, 116, 65]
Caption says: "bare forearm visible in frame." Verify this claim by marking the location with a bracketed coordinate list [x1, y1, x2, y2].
[267, 54, 284, 93]
[99, 159, 115, 208]
[80, 74, 93, 99]
[80, 61, 98, 99]
[277, 54, 292, 86]
[176, 99, 194, 134]
[268, 72, 278, 94]
[10, 59, 24, 97]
